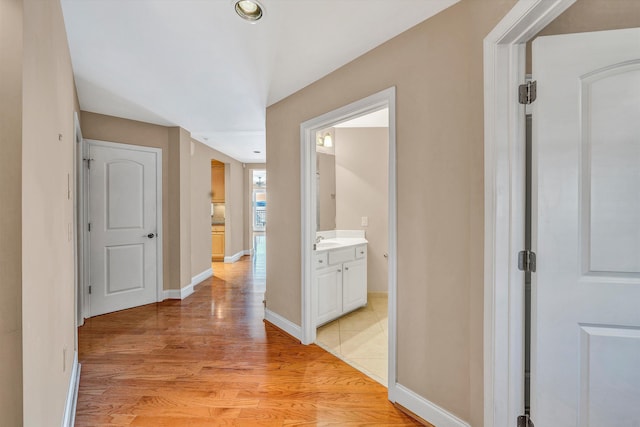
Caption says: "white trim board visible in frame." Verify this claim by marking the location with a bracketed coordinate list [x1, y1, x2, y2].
[61, 352, 80, 427]
[264, 309, 302, 342]
[192, 268, 213, 288]
[224, 250, 245, 263]
[163, 284, 193, 300]
[395, 384, 470, 427]
[299, 87, 399, 405]
[162, 268, 213, 300]
[483, 1, 576, 427]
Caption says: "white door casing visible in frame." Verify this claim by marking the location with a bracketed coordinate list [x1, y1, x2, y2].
[483, 2, 577, 426]
[531, 28, 640, 426]
[87, 140, 162, 317]
[299, 87, 398, 401]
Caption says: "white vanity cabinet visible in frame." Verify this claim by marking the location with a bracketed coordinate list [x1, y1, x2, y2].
[315, 244, 367, 326]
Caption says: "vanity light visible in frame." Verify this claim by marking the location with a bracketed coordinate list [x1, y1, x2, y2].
[234, 0, 264, 22]
[322, 133, 333, 148]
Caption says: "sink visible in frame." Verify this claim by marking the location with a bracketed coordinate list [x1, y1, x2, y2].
[315, 237, 367, 251]
[316, 240, 343, 250]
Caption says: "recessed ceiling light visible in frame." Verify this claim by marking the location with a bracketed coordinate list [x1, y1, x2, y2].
[253, 150, 261, 154]
[234, 0, 264, 23]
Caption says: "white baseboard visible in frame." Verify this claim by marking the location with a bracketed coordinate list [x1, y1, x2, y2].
[62, 352, 80, 427]
[244, 249, 252, 256]
[264, 309, 302, 342]
[162, 268, 213, 300]
[224, 250, 245, 263]
[162, 283, 193, 300]
[391, 383, 470, 427]
[191, 268, 213, 288]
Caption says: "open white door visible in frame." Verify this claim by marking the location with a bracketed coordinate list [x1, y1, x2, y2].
[88, 140, 161, 316]
[532, 28, 640, 426]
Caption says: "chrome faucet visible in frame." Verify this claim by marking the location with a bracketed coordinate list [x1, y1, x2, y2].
[315, 235, 325, 244]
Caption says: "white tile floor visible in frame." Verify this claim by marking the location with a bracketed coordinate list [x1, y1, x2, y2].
[316, 293, 388, 386]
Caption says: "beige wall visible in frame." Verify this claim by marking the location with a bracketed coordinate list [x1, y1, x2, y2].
[265, 1, 515, 424]
[190, 140, 246, 276]
[169, 127, 192, 288]
[21, 0, 78, 424]
[190, 141, 213, 276]
[224, 155, 245, 259]
[243, 163, 266, 251]
[334, 127, 388, 293]
[0, 1, 23, 425]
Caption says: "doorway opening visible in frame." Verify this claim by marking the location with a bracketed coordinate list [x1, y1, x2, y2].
[314, 109, 390, 386]
[251, 169, 266, 273]
[211, 159, 226, 262]
[300, 87, 398, 397]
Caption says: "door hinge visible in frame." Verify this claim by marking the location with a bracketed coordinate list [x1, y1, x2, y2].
[517, 414, 534, 427]
[518, 250, 536, 272]
[83, 157, 94, 169]
[519, 80, 537, 105]
[88, 222, 91, 232]
[88, 285, 92, 294]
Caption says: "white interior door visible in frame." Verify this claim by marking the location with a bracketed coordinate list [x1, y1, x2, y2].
[532, 28, 640, 426]
[88, 141, 160, 317]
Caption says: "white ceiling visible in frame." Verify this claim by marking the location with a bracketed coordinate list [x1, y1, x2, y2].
[61, 0, 458, 163]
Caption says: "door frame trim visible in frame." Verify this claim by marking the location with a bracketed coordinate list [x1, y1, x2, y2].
[299, 87, 397, 398]
[483, 1, 576, 426]
[74, 113, 87, 327]
[81, 139, 164, 317]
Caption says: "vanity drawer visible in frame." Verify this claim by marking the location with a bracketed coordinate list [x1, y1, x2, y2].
[315, 252, 328, 269]
[355, 245, 367, 259]
[328, 247, 355, 265]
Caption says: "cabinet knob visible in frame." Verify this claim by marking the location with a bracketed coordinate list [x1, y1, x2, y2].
[337, 269, 341, 272]
[318, 260, 323, 263]
[345, 267, 349, 270]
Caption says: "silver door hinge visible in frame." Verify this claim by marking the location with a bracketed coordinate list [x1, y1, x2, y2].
[519, 81, 537, 105]
[88, 285, 92, 294]
[88, 223, 91, 232]
[517, 414, 534, 427]
[518, 250, 536, 272]
[83, 158, 94, 169]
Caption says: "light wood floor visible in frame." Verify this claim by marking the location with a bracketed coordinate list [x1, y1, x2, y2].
[76, 256, 421, 426]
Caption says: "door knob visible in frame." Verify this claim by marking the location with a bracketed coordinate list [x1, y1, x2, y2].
[146, 233, 155, 239]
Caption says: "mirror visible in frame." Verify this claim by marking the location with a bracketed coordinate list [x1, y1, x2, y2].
[316, 127, 336, 231]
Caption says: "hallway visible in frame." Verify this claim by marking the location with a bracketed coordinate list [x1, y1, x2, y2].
[75, 256, 420, 426]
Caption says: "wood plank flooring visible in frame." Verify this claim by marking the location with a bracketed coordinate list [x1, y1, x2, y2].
[76, 257, 421, 426]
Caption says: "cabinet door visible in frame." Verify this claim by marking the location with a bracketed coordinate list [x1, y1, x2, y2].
[211, 165, 225, 202]
[342, 259, 367, 313]
[317, 265, 342, 326]
[211, 232, 224, 261]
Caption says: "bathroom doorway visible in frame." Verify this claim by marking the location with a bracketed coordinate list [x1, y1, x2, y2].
[300, 88, 397, 393]
[315, 110, 390, 386]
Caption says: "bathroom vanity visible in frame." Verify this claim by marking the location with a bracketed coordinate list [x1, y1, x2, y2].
[314, 231, 368, 326]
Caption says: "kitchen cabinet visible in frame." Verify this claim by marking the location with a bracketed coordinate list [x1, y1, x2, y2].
[211, 163, 225, 202]
[211, 225, 225, 261]
[315, 244, 367, 326]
